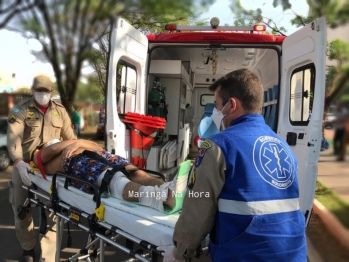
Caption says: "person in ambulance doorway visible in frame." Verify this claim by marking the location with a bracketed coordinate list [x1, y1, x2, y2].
[7, 75, 76, 262]
[158, 69, 307, 262]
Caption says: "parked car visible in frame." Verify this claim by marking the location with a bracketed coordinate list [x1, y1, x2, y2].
[324, 105, 337, 129]
[0, 117, 10, 171]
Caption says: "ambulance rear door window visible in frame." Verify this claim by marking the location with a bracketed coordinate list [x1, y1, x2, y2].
[289, 64, 315, 126]
[117, 62, 137, 114]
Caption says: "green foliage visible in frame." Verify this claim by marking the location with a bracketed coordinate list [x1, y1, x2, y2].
[315, 180, 349, 229]
[326, 66, 338, 88]
[272, 0, 292, 10]
[230, 0, 287, 35]
[75, 81, 104, 105]
[0, 0, 37, 28]
[290, 15, 317, 28]
[328, 39, 349, 62]
[307, 0, 349, 28]
[16, 87, 31, 95]
[87, 110, 99, 127]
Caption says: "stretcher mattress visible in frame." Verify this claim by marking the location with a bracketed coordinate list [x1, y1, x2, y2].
[28, 171, 180, 246]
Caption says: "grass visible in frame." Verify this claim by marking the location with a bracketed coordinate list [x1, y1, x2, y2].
[319, 135, 349, 228]
[315, 180, 349, 229]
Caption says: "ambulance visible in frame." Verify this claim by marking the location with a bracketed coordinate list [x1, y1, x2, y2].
[105, 16, 327, 225]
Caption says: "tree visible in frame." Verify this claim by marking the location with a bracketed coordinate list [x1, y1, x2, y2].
[325, 39, 349, 111]
[0, 0, 37, 28]
[230, 0, 349, 113]
[14, 0, 213, 114]
[16, 86, 31, 95]
[75, 80, 104, 105]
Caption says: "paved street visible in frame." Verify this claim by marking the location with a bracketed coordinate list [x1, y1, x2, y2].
[321, 129, 349, 202]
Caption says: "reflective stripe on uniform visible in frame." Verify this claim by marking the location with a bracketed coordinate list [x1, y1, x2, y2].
[218, 198, 300, 215]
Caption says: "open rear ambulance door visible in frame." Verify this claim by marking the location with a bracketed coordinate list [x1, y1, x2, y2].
[277, 17, 326, 225]
[105, 17, 148, 158]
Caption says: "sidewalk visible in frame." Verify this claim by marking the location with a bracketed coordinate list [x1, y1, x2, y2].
[314, 129, 349, 249]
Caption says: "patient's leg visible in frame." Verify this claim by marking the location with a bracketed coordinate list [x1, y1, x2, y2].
[98, 171, 174, 212]
[123, 181, 175, 211]
[126, 166, 164, 186]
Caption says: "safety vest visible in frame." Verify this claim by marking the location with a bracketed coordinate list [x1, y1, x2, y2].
[209, 114, 307, 262]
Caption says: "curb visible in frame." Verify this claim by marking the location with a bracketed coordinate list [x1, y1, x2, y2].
[313, 199, 349, 249]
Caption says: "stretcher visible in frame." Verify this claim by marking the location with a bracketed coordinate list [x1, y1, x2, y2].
[20, 160, 196, 262]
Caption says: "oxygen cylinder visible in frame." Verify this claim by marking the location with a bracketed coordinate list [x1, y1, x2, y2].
[148, 81, 167, 119]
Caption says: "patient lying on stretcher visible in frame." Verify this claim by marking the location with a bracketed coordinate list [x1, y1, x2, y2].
[32, 139, 184, 213]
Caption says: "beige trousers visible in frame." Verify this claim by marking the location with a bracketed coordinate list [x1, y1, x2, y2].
[10, 168, 57, 262]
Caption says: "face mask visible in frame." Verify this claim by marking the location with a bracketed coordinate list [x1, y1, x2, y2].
[211, 102, 228, 131]
[34, 92, 51, 106]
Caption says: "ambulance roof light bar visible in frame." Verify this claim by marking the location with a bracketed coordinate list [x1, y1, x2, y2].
[165, 17, 266, 32]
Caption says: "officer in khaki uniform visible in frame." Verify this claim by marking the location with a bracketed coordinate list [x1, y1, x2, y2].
[7, 75, 76, 262]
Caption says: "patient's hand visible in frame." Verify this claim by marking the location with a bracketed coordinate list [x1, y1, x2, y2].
[62, 142, 80, 161]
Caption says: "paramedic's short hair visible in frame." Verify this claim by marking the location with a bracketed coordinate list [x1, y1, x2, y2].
[209, 69, 264, 113]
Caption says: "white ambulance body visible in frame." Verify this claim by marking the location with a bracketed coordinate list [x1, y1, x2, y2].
[105, 17, 326, 225]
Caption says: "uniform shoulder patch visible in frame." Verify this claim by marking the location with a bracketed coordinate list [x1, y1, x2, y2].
[12, 107, 21, 113]
[8, 114, 17, 124]
[194, 140, 212, 168]
[199, 140, 211, 150]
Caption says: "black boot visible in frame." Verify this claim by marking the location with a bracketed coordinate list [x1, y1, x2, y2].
[22, 248, 35, 262]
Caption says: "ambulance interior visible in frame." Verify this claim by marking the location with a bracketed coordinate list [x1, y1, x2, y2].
[116, 45, 280, 175]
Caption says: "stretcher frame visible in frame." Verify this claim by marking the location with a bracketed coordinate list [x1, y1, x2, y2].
[21, 171, 165, 262]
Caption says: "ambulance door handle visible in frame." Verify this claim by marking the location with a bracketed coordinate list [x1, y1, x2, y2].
[286, 132, 297, 146]
[307, 142, 314, 147]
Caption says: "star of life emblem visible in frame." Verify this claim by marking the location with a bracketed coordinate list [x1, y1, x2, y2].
[253, 136, 295, 189]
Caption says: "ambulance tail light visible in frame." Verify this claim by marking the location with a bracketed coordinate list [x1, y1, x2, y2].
[253, 24, 266, 32]
[165, 24, 177, 31]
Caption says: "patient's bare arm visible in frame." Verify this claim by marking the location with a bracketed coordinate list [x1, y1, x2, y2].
[33, 140, 103, 175]
[61, 140, 103, 161]
[34, 139, 103, 166]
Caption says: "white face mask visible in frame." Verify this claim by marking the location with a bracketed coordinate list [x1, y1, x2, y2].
[34, 92, 51, 106]
[211, 102, 228, 131]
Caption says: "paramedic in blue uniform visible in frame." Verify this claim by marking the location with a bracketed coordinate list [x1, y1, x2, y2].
[7, 75, 76, 262]
[159, 69, 307, 261]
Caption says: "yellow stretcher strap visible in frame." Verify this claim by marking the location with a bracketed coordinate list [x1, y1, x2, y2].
[95, 204, 105, 221]
[29, 161, 40, 171]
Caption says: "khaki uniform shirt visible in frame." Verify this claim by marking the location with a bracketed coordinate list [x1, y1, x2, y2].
[172, 139, 226, 260]
[7, 97, 76, 161]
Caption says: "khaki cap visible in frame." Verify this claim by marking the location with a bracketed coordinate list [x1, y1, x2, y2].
[32, 75, 54, 91]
